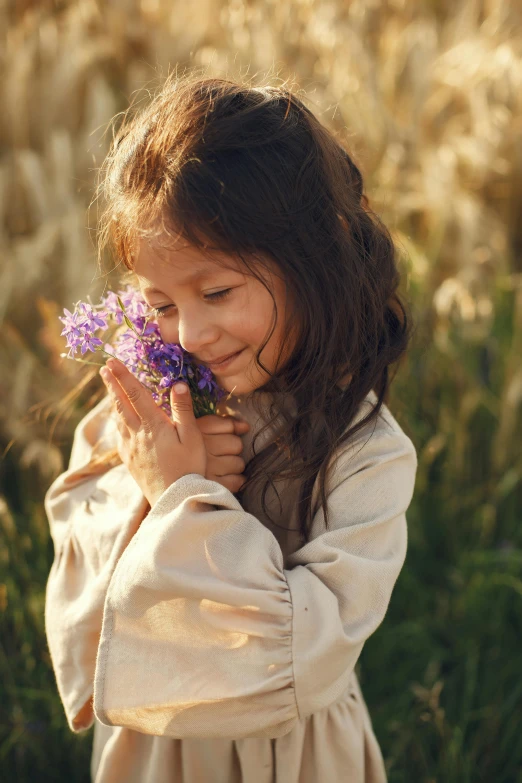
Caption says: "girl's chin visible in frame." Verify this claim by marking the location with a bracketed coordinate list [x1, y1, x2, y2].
[216, 370, 264, 397]
[218, 377, 254, 396]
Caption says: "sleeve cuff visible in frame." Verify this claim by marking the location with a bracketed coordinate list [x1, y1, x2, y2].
[145, 473, 244, 522]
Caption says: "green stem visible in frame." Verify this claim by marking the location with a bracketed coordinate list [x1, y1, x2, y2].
[60, 349, 118, 367]
[99, 348, 120, 361]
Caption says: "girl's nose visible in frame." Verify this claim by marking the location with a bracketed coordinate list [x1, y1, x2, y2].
[177, 313, 220, 355]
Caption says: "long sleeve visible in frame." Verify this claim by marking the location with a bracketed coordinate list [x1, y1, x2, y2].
[44, 396, 149, 733]
[92, 420, 417, 741]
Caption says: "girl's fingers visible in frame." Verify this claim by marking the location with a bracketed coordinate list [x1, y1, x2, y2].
[212, 455, 246, 476]
[204, 432, 244, 457]
[217, 474, 247, 494]
[101, 368, 141, 431]
[196, 415, 236, 435]
[233, 419, 250, 434]
[102, 359, 163, 431]
[196, 415, 250, 435]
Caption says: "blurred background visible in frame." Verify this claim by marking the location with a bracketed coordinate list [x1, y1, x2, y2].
[1, 0, 521, 780]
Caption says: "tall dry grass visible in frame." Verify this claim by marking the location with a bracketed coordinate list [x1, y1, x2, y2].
[1, 0, 521, 780]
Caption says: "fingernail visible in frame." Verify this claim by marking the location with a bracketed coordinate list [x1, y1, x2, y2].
[173, 383, 188, 395]
[100, 368, 111, 381]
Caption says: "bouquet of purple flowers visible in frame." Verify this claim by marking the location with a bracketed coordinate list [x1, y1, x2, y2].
[58, 285, 228, 418]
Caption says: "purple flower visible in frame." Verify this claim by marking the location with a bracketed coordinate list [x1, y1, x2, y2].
[100, 286, 152, 331]
[80, 334, 104, 354]
[59, 300, 109, 357]
[77, 302, 109, 331]
[59, 285, 227, 418]
[100, 291, 125, 325]
[59, 307, 82, 337]
[197, 366, 215, 392]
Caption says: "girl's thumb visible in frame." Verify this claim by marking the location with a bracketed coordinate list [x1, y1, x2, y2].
[170, 382, 195, 438]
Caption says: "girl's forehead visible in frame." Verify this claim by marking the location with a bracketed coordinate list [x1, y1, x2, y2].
[134, 235, 278, 290]
[134, 236, 243, 283]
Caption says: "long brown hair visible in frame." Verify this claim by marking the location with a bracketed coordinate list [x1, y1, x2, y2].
[68, 72, 412, 545]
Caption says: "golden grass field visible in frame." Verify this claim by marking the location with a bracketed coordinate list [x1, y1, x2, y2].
[1, 0, 521, 780]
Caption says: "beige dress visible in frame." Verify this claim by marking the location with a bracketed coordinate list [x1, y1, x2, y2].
[44, 387, 417, 783]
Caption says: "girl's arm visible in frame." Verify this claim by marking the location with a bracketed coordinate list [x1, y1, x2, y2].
[44, 396, 149, 732]
[89, 419, 417, 740]
[45, 396, 249, 733]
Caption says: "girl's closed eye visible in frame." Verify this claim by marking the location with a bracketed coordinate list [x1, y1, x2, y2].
[151, 288, 233, 318]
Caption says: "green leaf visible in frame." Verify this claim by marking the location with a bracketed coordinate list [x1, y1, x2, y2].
[116, 296, 139, 335]
[123, 313, 137, 333]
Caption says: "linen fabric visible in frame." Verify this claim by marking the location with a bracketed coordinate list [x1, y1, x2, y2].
[44, 386, 417, 782]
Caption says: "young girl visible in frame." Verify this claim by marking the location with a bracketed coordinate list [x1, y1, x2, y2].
[44, 74, 417, 783]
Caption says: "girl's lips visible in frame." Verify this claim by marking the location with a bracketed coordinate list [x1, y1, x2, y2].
[206, 348, 245, 371]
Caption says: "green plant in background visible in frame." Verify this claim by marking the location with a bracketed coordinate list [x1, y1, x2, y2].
[1, 0, 521, 781]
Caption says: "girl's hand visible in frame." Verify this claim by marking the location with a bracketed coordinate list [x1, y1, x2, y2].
[196, 414, 250, 494]
[99, 359, 207, 508]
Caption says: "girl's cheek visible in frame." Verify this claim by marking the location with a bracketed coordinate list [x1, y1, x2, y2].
[157, 301, 254, 344]
[235, 300, 262, 334]
[157, 317, 182, 344]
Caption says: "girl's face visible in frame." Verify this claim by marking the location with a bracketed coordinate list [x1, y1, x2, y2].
[134, 235, 296, 396]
